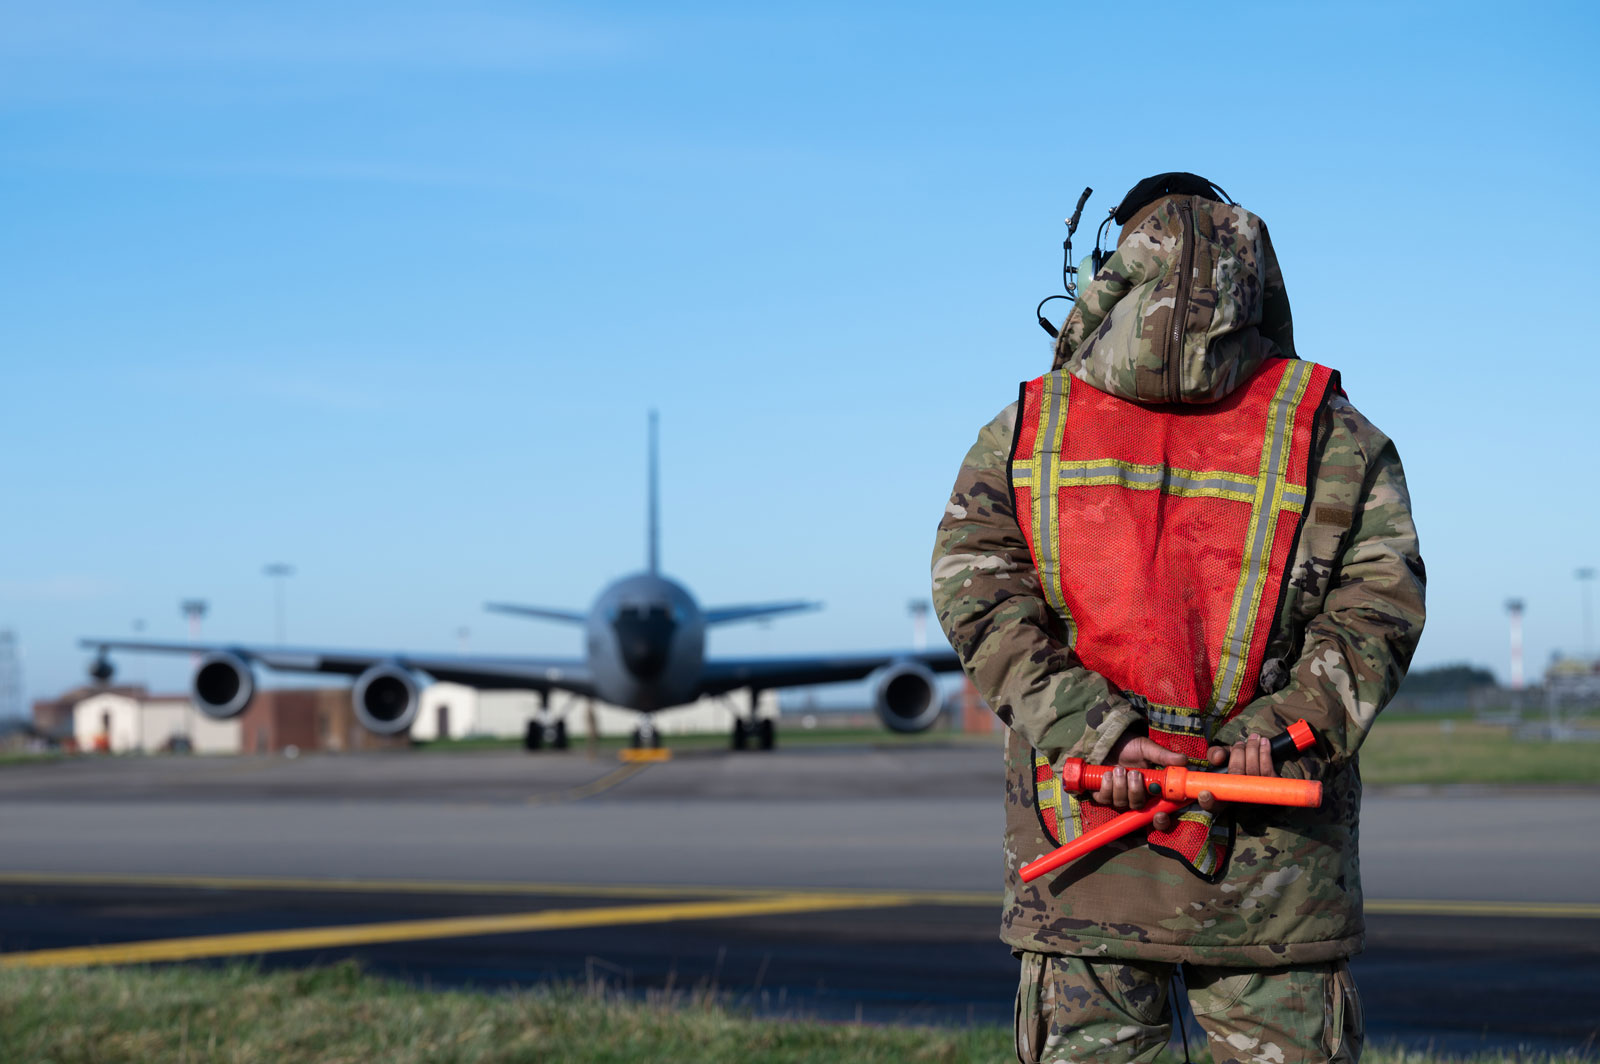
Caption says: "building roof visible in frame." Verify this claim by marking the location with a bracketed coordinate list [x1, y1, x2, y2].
[31, 684, 149, 714]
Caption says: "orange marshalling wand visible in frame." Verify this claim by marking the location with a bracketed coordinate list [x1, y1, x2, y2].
[1019, 719, 1321, 883]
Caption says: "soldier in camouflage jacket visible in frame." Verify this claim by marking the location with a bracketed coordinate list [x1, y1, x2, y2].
[931, 175, 1425, 1064]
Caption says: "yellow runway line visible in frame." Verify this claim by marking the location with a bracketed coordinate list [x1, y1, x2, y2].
[526, 762, 652, 804]
[0, 892, 917, 969]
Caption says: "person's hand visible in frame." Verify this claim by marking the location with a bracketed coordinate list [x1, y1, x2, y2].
[1193, 733, 1278, 814]
[1092, 734, 1187, 831]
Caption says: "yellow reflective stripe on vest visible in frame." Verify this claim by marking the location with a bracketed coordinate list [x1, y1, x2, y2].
[1054, 460, 1259, 504]
[1013, 375, 1076, 632]
[1211, 361, 1315, 713]
[1012, 363, 1319, 718]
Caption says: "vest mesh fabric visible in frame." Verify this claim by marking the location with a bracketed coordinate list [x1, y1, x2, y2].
[1012, 358, 1336, 877]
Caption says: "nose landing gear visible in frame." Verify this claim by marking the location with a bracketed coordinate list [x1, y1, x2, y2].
[630, 719, 661, 750]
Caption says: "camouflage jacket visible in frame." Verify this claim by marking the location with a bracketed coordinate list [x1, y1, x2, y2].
[931, 194, 1426, 966]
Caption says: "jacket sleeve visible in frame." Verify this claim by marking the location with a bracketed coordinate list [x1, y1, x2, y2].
[1212, 409, 1426, 777]
[931, 403, 1142, 766]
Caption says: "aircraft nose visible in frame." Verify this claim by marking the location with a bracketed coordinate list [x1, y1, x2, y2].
[613, 604, 677, 680]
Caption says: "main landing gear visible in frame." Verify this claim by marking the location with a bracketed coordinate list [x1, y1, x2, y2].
[731, 717, 776, 752]
[524, 717, 569, 751]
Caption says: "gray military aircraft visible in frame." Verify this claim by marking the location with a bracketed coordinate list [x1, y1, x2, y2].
[81, 415, 960, 750]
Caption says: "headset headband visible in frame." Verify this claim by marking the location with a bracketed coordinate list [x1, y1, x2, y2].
[1112, 172, 1234, 225]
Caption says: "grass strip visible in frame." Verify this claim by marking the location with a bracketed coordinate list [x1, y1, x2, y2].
[0, 962, 1008, 1064]
[1, 963, 1594, 1064]
[6, 715, 1598, 787]
[422, 716, 1600, 787]
[1357, 719, 1600, 786]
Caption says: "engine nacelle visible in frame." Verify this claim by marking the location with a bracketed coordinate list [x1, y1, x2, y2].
[191, 651, 256, 720]
[870, 660, 942, 734]
[352, 663, 420, 736]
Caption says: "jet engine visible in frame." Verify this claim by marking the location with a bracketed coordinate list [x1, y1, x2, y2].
[191, 651, 256, 720]
[352, 663, 420, 736]
[870, 660, 942, 733]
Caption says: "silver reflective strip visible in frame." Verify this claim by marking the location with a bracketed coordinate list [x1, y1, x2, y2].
[1058, 462, 1254, 496]
[1148, 706, 1206, 731]
[1172, 472, 1254, 495]
[1211, 361, 1311, 711]
[1070, 462, 1163, 485]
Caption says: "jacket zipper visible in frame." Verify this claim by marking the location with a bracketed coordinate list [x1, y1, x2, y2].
[1168, 200, 1195, 404]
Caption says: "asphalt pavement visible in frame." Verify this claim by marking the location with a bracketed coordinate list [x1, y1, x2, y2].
[1, 744, 1597, 1054]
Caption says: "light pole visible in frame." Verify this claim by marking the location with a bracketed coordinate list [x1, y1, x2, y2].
[180, 599, 208, 641]
[1577, 568, 1595, 661]
[908, 600, 930, 652]
[263, 564, 295, 644]
[1505, 598, 1524, 713]
[181, 599, 208, 671]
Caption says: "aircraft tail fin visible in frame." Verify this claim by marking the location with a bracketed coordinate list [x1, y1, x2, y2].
[484, 603, 587, 625]
[703, 601, 822, 626]
[648, 409, 660, 575]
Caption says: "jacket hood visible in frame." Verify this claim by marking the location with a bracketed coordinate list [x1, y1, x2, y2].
[1051, 194, 1297, 404]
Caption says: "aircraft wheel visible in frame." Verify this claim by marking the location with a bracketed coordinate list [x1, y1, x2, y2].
[552, 720, 569, 750]
[524, 721, 544, 752]
[732, 719, 749, 751]
[648, 726, 662, 750]
[757, 718, 776, 751]
[629, 727, 644, 749]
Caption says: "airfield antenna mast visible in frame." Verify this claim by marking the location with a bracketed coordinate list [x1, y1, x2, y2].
[648, 410, 660, 575]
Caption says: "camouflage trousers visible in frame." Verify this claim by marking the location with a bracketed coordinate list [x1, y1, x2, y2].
[1014, 951, 1363, 1064]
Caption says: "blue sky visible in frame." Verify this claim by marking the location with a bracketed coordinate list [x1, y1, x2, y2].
[2, 1, 1597, 707]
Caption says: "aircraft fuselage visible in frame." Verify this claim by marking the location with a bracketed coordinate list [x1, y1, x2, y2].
[585, 572, 705, 711]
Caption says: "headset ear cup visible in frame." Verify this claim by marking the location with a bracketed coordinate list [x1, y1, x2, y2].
[1080, 252, 1101, 285]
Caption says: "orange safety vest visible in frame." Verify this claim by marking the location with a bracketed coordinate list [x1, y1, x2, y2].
[1008, 357, 1338, 877]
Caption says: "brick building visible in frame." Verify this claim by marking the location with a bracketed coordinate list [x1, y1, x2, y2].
[236, 688, 406, 753]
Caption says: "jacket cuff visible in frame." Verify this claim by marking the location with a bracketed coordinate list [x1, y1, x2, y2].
[1212, 704, 1329, 780]
[1086, 704, 1142, 766]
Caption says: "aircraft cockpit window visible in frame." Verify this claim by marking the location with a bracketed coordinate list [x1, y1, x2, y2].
[612, 603, 677, 680]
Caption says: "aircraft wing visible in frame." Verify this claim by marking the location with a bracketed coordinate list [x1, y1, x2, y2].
[698, 649, 962, 695]
[702, 600, 821, 626]
[78, 638, 595, 696]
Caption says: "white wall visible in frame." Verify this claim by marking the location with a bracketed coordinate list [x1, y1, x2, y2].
[412, 683, 779, 741]
[71, 693, 241, 754]
[73, 692, 140, 753]
[409, 683, 478, 741]
[550, 688, 777, 738]
[138, 699, 191, 751]
[477, 691, 540, 736]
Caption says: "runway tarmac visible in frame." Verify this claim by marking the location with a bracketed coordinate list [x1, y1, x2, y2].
[2, 744, 1598, 1054]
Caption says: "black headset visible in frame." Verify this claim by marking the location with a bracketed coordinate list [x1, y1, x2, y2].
[1036, 173, 1234, 338]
